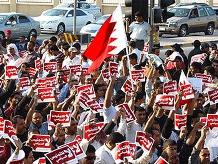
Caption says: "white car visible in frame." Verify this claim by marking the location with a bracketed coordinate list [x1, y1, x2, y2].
[34, 7, 95, 34]
[80, 14, 110, 37]
[56, 1, 102, 19]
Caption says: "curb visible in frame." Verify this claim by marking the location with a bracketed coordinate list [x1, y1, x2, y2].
[160, 40, 218, 49]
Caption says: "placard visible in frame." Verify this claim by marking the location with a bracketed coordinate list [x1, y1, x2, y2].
[30, 134, 51, 152]
[115, 103, 136, 123]
[155, 95, 175, 110]
[50, 111, 71, 127]
[37, 87, 55, 103]
[5, 65, 18, 79]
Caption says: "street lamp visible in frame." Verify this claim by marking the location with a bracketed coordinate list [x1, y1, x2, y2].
[73, 0, 77, 35]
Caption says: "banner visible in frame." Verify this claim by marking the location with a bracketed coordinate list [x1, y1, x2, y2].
[50, 111, 71, 127]
[135, 131, 154, 154]
[77, 84, 96, 99]
[44, 62, 57, 73]
[35, 59, 42, 70]
[85, 99, 104, 113]
[131, 70, 145, 82]
[109, 62, 119, 78]
[174, 114, 187, 131]
[3, 120, 16, 137]
[5, 65, 18, 79]
[45, 145, 78, 164]
[163, 80, 177, 95]
[208, 88, 218, 105]
[37, 87, 56, 103]
[70, 65, 82, 76]
[30, 134, 51, 152]
[84, 122, 104, 141]
[121, 79, 133, 96]
[19, 77, 31, 89]
[62, 141, 86, 160]
[207, 114, 218, 129]
[115, 103, 136, 123]
[155, 95, 175, 110]
[195, 73, 212, 85]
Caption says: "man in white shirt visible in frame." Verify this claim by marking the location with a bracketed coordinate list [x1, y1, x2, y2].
[129, 11, 151, 50]
[62, 46, 81, 69]
[95, 132, 125, 164]
[129, 40, 142, 64]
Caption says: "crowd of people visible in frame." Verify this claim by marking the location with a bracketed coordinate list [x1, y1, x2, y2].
[0, 10, 218, 164]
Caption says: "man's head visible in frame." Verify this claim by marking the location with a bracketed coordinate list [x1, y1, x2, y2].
[49, 36, 58, 45]
[163, 139, 177, 156]
[12, 115, 26, 134]
[199, 148, 210, 164]
[94, 84, 105, 98]
[189, 62, 203, 76]
[31, 111, 43, 127]
[30, 34, 37, 42]
[106, 132, 125, 150]
[48, 44, 59, 55]
[193, 40, 201, 48]
[134, 106, 147, 124]
[129, 53, 138, 66]
[135, 11, 144, 22]
[212, 59, 218, 72]
[201, 43, 210, 53]
[135, 91, 146, 106]
[69, 46, 78, 59]
[83, 144, 96, 164]
[23, 146, 34, 164]
[27, 41, 35, 52]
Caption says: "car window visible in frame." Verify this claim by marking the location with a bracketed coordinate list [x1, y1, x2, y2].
[80, 3, 90, 9]
[198, 7, 208, 17]
[67, 10, 74, 17]
[169, 8, 190, 17]
[0, 15, 7, 24]
[189, 9, 199, 18]
[76, 10, 86, 16]
[6, 16, 17, 25]
[206, 7, 216, 15]
[42, 9, 67, 16]
[18, 15, 30, 23]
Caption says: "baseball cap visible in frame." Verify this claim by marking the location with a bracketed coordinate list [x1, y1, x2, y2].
[69, 46, 78, 53]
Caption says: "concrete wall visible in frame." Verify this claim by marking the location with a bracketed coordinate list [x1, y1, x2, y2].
[0, 0, 218, 17]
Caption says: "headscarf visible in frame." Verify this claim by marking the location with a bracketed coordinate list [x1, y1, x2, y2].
[6, 43, 19, 57]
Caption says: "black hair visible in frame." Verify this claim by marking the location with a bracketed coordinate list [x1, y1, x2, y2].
[73, 42, 81, 51]
[107, 132, 125, 144]
[49, 44, 59, 51]
[86, 144, 96, 154]
[135, 91, 145, 102]
[62, 42, 70, 51]
[129, 40, 136, 48]
[134, 106, 145, 113]
[28, 40, 36, 47]
[94, 84, 105, 92]
[49, 36, 58, 43]
[129, 53, 138, 61]
[135, 11, 143, 17]
[204, 66, 215, 76]
[190, 62, 203, 71]
[165, 50, 173, 57]
[193, 40, 201, 48]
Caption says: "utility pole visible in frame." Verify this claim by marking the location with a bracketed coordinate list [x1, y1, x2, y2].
[149, 0, 154, 53]
[73, 0, 77, 35]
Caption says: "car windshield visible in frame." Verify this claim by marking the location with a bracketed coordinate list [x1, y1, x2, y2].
[169, 8, 190, 17]
[0, 15, 7, 24]
[94, 15, 109, 24]
[42, 9, 68, 16]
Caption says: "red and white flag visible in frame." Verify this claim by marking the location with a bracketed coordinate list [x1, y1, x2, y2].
[207, 114, 218, 129]
[84, 122, 104, 141]
[50, 110, 71, 127]
[115, 103, 136, 123]
[77, 84, 96, 99]
[5, 65, 18, 79]
[44, 62, 57, 73]
[30, 134, 51, 152]
[179, 71, 194, 100]
[131, 69, 145, 82]
[37, 87, 55, 103]
[163, 80, 177, 95]
[83, 5, 128, 73]
[154, 156, 169, 164]
[174, 114, 187, 130]
[135, 131, 154, 154]
[45, 145, 78, 164]
[155, 95, 175, 110]
[208, 88, 218, 105]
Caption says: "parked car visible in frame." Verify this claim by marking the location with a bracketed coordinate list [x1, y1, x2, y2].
[33, 7, 95, 34]
[80, 14, 110, 37]
[0, 12, 40, 39]
[56, 1, 102, 19]
[159, 4, 218, 37]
